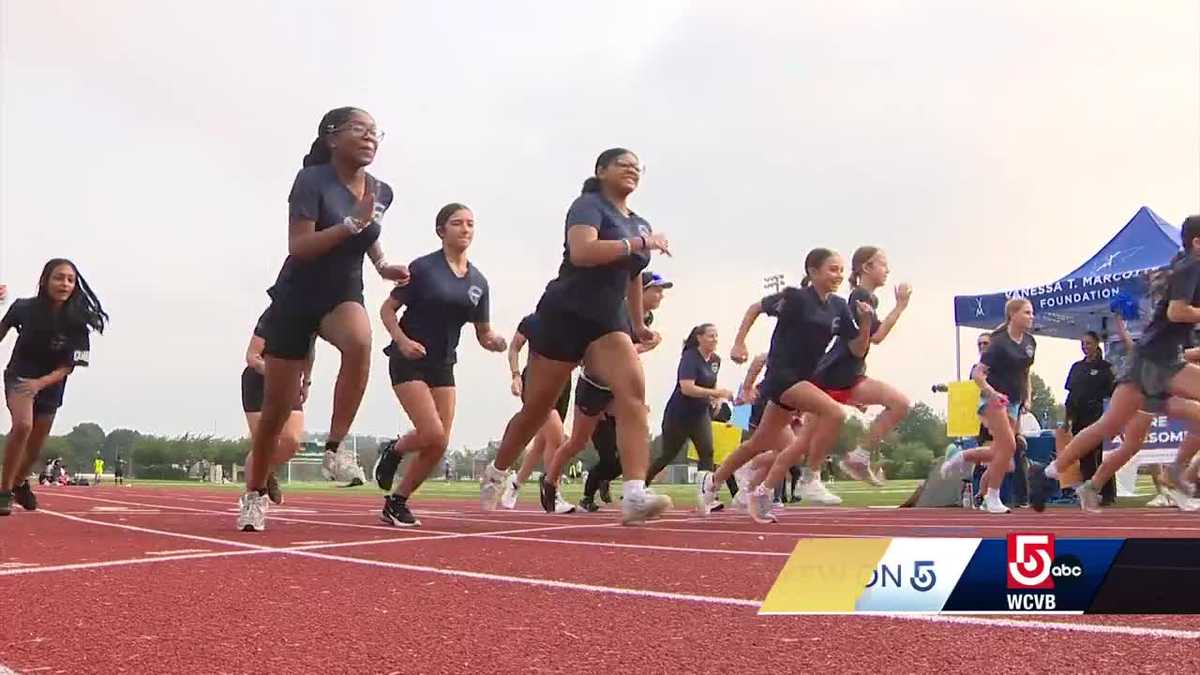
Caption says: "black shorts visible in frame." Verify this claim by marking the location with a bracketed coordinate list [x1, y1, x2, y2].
[1118, 352, 1186, 413]
[575, 372, 614, 417]
[240, 367, 303, 414]
[521, 368, 572, 420]
[528, 302, 627, 364]
[259, 295, 360, 361]
[4, 369, 67, 417]
[389, 356, 456, 388]
[759, 370, 811, 412]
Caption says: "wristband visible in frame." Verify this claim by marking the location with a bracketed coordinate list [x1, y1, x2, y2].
[342, 216, 365, 235]
[622, 239, 632, 256]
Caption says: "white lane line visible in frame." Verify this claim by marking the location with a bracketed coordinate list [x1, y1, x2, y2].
[30, 508, 1200, 640]
[144, 549, 210, 556]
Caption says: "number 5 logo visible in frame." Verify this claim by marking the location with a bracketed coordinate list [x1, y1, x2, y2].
[1006, 533, 1055, 589]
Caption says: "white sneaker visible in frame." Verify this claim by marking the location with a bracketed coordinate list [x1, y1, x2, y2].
[1078, 482, 1103, 514]
[334, 447, 358, 482]
[622, 489, 672, 525]
[1177, 497, 1200, 512]
[696, 471, 719, 515]
[553, 493, 577, 514]
[839, 448, 883, 487]
[321, 450, 337, 481]
[500, 475, 520, 510]
[748, 485, 777, 524]
[733, 464, 754, 493]
[480, 463, 507, 511]
[237, 492, 268, 532]
[984, 494, 1010, 514]
[798, 479, 843, 506]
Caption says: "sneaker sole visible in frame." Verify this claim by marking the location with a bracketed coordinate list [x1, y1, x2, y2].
[379, 513, 421, 528]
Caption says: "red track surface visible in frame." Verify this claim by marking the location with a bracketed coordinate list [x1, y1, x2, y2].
[4, 485, 1200, 674]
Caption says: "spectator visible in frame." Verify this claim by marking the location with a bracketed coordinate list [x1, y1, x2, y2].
[1063, 330, 1117, 505]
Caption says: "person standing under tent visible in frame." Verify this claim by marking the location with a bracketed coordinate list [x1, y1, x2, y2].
[373, 203, 507, 527]
[1062, 330, 1117, 505]
[240, 106, 410, 533]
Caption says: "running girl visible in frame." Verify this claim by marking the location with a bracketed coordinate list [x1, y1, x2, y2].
[0, 259, 107, 515]
[940, 297, 1037, 513]
[498, 313, 574, 512]
[479, 148, 673, 524]
[373, 203, 506, 527]
[699, 249, 871, 522]
[241, 309, 315, 505]
[1030, 216, 1200, 512]
[240, 106, 409, 533]
[538, 270, 671, 513]
[805, 246, 912, 488]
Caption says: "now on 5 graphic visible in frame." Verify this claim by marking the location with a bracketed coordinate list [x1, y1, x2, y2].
[1007, 533, 1055, 590]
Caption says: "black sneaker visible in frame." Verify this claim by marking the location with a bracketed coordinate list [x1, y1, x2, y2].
[344, 476, 364, 488]
[265, 474, 283, 505]
[598, 480, 612, 504]
[579, 497, 600, 512]
[1028, 462, 1048, 513]
[710, 502, 725, 513]
[539, 476, 557, 513]
[379, 495, 420, 527]
[13, 480, 37, 511]
[0, 491, 11, 516]
[374, 439, 401, 492]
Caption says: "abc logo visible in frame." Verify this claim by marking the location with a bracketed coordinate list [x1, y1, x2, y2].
[1051, 554, 1084, 587]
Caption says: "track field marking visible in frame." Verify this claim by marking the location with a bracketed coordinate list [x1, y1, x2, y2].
[27, 508, 1200, 640]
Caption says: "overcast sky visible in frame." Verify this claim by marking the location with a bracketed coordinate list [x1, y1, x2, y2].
[2, 1, 1199, 449]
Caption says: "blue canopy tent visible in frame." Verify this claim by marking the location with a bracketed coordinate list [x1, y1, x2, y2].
[951, 206, 1180, 378]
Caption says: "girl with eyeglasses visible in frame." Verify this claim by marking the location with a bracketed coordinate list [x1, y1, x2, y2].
[239, 106, 410, 533]
[479, 148, 673, 524]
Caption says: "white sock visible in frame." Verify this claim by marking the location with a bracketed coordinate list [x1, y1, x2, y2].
[624, 479, 646, 499]
[986, 488, 1001, 502]
[1044, 463, 1059, 480]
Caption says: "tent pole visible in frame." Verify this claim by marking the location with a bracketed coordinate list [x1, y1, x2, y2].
[955, 325, 962, 381]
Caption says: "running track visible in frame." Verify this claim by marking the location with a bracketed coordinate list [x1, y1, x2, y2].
[3, 486, 1200, 673]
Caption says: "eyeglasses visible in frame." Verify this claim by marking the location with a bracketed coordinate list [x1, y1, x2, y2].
[613, 160, 644, 175]
[332, 122, 385, 141]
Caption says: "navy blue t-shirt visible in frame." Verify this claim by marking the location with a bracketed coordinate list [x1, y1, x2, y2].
[1, 298, 91, 378]
[981, 329, 1036, 403]
[665, 348, 721, 421]
[813, 287, 880, 389]
[383, 251, 489, 366]
[1138, 255, 1200, 364]
[270, 164, 394, 309]
[539, 192, 652, 325]
[762, 286, 858, 385]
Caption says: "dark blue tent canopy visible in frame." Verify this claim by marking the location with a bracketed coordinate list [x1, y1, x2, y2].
[953, 207, 1180, 339]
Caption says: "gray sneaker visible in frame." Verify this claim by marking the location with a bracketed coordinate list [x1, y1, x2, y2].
[237, 492, 269, 532]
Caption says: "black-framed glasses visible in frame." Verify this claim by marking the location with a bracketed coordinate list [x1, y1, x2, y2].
[613, 159, 644, 175]
[332, 122, 385, 141]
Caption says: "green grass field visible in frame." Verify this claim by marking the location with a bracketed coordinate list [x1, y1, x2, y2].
[117, 475, 1167, 509]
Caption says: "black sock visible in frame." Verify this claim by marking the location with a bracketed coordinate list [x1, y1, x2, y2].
[325, 440, 340, 453]
[256, 488, 267, 497]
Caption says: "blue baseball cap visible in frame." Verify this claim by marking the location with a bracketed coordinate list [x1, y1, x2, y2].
[642, 271, 673, 289]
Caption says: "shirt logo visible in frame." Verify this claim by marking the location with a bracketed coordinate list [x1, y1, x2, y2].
[710, 362, 720, 374]
[637, 223, 650, 238]
[1025, 345, 1035, 358]
[1089, 369, 1099, 376]
[371, 201, 386, 223]
[467, 286, 483, 307]
[73, 350, 90, 363]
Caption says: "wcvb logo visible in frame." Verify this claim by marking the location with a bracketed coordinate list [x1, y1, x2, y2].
[1006, 533, 1055, 590]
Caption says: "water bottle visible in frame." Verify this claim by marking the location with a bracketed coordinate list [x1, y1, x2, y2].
[961, 479, 974, 509]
